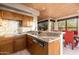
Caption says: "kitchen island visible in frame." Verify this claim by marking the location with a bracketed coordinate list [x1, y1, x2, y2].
[26, 31, 62, 55]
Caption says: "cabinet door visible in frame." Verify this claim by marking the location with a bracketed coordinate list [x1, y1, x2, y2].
[13, 13, 23, 20]
[2, 10, 14, 20]
[14, 36, 26, 51]
[32, 42, 48, 55]
[27, 35, 48, 55]
[22, 16, 33, 27]
[53, 40, 60, 55]
[0, 39, 13, 55]
[0, 10, 2, 19]
[48, 40, 60, 55]
[27, 35, 33, 53]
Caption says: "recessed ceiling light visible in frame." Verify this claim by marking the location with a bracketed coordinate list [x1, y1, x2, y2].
[77, 10, 79, 12]
[42, 7, 46, 10]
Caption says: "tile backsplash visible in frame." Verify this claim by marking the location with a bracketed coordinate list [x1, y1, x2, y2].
[0, 20, 19, 35]
[20, 27, 32, 33]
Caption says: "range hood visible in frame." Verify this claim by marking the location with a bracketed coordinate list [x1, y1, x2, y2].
[0, 3, 40, 16]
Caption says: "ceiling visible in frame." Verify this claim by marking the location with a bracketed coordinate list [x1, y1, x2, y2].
[22, 3, 79, 20]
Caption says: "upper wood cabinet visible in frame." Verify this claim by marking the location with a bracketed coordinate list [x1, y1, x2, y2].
[13, 13, 23, 20]
[22, 15, 33, 27]
[0, 10, 2, 19]
[0, 10, 23, 20]
[2, 10, 14, 20]
[0, 10, 34, 27]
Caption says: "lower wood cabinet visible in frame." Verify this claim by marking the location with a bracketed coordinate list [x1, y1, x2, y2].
[0, 34, 60, 55]
[27, 35, 48, 55]
[32, 43, 48, 55]
[0, 38, 13, 55]
[27, 35, 60, 55]
[48, 40, 60, 55]
[27, 35, 33, 53]
[0, 34, 27, 55]
[14, 35, 26, 52]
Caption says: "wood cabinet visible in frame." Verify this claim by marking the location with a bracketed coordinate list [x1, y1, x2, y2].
[0, 10, 2, 19]
[33, 40, 60, 55]
[0, 34, 27, 55]
[27, 35, 48, 55]
[0, 10, 34, 27]
[14, 35, 26, 52]
[27, 35, 60, 55]
[0, 34, 60, 55]
[27, 35, 33, 53]
[22, 16, 33, 27]
[27, 35, 40, 54]
[0, 10, 23, 20]
[48, 40, 60, 55]
[13, 13, 23, 20]
[0, 37, 13, 55]
[2, 10, 14, 20]
[32, 42, 48, 55]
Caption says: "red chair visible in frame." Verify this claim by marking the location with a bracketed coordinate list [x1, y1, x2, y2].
[64, 31, 78, 50]
[74, 31, 78, 36]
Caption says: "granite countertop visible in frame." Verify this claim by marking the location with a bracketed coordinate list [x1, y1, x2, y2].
[0, 31, 63, 43]
[26, 31, 62, 43]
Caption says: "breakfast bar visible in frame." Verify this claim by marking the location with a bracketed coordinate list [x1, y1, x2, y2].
[26, 31, 62, 55]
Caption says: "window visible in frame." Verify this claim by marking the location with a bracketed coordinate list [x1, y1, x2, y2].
[38, 21, 48, 31]
[58, 20, 66, 31]
[38, 20, 55, 31]
[58, 17, 78, 31]
[51, 21, 54, 30]
[67, 18, 77, 31]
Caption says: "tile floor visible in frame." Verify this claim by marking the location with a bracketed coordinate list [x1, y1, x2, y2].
[11, 46, 79, 55]
[11, 48, 79, 55]
[63, 45, 79, 55]
[11, 49, 31, 55]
